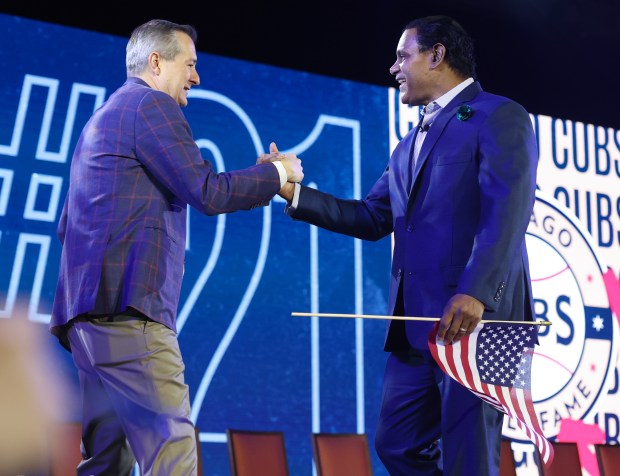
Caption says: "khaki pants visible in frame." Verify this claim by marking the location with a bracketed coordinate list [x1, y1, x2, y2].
[68, 313, 197, 476]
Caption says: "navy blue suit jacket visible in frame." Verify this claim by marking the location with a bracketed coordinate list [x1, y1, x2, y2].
[288, 81, 538, 350]
[52, 77, 281, 343]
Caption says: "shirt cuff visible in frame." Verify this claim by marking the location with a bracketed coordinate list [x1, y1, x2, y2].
[291, 182, 301, 208]
[285, 183, 301, 215]
[272, 161, 287, 189]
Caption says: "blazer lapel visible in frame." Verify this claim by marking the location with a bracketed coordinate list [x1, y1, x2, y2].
[409, 82, 482, 190]
[398, 126, 417, 193]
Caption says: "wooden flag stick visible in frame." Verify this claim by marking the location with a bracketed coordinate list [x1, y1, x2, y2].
[291, 312, 552, 326]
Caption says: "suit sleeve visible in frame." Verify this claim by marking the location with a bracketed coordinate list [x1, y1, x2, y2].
[134, 91, 280, 215]
[456, 100, 538, 310]
[289, 165, 394, 241]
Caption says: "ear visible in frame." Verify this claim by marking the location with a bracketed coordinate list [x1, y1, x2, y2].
[148, 51, 161, 75]
[429, 44, 446, 69]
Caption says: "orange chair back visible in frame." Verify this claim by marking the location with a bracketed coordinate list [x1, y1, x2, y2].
[226, 429, 289, 476]
[540, 442, 581, 476]
[311, 433, 373, 476]
[499, 439, 517, 476]
[595, 443, 620, 476]
[195, 426, 204, 476]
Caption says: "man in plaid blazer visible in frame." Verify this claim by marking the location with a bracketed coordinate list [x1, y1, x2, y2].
[51, 19, 303, 476]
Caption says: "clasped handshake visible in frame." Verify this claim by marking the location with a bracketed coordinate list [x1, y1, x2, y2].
[257, 142, 303, 201]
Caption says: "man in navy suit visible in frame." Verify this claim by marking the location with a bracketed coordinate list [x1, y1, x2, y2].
[51, 19, 303, 475]
[269, 15, 538, 476]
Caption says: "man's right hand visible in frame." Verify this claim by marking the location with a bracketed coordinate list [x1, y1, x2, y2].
[278, 182, 295, 202]
[280, 154, 304, 183]
[258, 142, 304, 183]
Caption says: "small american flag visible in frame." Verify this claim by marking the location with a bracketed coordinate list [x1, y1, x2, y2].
[428, 321, 554, 465]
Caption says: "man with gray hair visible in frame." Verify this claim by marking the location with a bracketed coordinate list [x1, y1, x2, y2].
[51, 19, 303, 475]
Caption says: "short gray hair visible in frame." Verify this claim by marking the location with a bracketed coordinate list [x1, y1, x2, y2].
[126, 19, 198, 76]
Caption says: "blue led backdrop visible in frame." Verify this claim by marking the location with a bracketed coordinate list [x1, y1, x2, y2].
[2, 13, 620, 476]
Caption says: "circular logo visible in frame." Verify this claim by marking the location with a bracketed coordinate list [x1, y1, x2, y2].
[502, 190, 617, 441]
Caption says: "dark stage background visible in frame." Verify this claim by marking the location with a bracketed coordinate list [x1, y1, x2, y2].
[2, 0, 620, 131]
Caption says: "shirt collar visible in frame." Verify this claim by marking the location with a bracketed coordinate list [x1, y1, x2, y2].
[431, 77, 474, 110]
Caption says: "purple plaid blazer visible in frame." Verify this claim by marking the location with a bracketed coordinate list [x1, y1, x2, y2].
[51, 77, 280, 343]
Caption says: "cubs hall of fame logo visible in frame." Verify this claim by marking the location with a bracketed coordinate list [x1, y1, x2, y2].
[502, 190, 618, 442]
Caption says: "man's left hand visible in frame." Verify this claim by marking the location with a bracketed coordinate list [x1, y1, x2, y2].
[437, 293, 484, 344]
